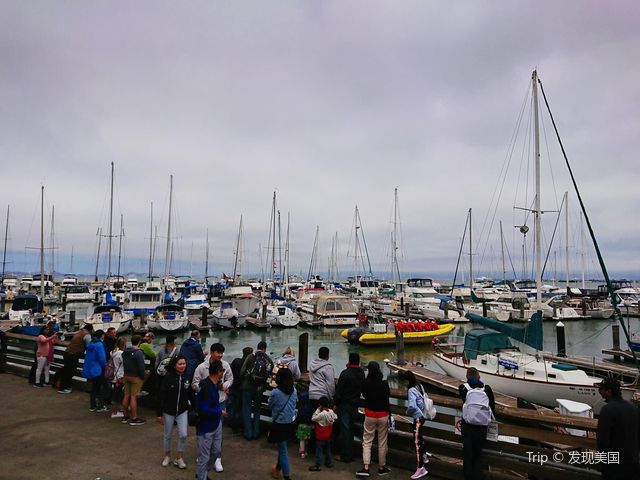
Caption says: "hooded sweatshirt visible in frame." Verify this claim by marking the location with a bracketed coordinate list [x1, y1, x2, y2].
[277, 353, 301, 380]
[308, 358, 335, 401]
[312, 407, 338, 440]
[82, 337, 106, 380]
[122, 346, 145, 379]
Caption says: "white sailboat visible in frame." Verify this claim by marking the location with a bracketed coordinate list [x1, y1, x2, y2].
[433, 71, 627, 414]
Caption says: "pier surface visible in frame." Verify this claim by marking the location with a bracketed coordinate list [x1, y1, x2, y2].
[0, 373, 412, 480]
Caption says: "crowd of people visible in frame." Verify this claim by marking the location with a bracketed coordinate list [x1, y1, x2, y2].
[27, 323, 640, 480]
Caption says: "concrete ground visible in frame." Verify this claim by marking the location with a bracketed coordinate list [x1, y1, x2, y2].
[0, 373, 416, 480]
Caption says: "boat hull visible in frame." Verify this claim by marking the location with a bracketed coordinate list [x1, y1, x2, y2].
[341, 323, 455, 345]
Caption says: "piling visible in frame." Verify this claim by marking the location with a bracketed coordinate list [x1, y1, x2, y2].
[298, 332, 309, 373]
[140, 311, 146, 329]
[444, 302, 449, 319]
[582, 301, 587, 317]
[556, 321, 566, 357]
[482, 302, 488, 317]
[400, 296, 404, 311]
[262, 303, 267, 322]
[395, 330, 406, 365]
[68, 310, 76, 331]
[612, 324, 620, 361]
[520, 304, 525, 320]
[201, 307, 207, 327]
[404, 303, 410, 319]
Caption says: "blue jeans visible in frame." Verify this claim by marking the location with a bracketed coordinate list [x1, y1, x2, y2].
[314, 439, 332, 467]
[337, 403, 358, 460]
[242, 389, 262, 439]
[277, 440, 290, 476]
[163, 411, 188, 453]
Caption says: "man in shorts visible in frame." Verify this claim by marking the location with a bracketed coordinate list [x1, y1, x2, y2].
[121, 334, 146, 425]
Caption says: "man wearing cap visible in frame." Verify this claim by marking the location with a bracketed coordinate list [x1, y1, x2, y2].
[596, 377, 640, 479]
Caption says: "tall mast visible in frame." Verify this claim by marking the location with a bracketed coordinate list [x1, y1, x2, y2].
[232, 215, 243, 283]
[40, 186, 45, 300]
[69, 246, 74, 275]
[468, 208, 473, 287]
[580, 212, 585, 289]
[205, 228, 209, 283]
[564, 191, 569, 289]
[271, 192, 276, 282]
[307, 226, 319, 282]
[277, 210, 282, 284]
[147, 202, 153, 282]
[164, 175, 173, 281]
[189, 241, 194, 277]
[500, 220, 506, 283]
[2, 205, 9, 285]
[533, 70, 542, 308]
[107, 161, 114, 284]
[117, 214, 124, 281]
[284, 213, 290, 290]
[392, 187, 401, 283]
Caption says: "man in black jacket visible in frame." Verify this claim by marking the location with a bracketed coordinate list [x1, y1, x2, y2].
[597, 377, 640, 480]
[334, 352, 365, 463]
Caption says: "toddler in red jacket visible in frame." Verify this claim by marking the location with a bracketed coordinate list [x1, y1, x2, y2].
[308, 396, 337, 471]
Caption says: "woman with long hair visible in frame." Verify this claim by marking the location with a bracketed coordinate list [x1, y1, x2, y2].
[268, 367, 297, 480]
[357, 361, 391, 476]
[109, 336, 127, 418]
[34, 323, 58, 387]
[156, 354, 191, 469]
[403, 370, 429, 479]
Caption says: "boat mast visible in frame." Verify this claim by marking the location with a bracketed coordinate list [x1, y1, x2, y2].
[204, 228, 209, 283]
[533, 70, 542, 308]
[164, 175, 173, 282]
[354, 206, 373, 278]
[468, 207, 473, 288]
[271, 192, 276, 283]
[500, 220, 506, 283]
[232, 215, 243, 283]
[391, 187, 401, 284]
[278, 209, 282, 284]
[564, 191, 569, 290]
[107, 161, 114, 285]
[284, 213, 290, 294]
[69, 246, 74, 275]
[147, 202, 153, 282]
[1, 205, 8, 286]
[580, 212, 585, 289]
[40, 186, 45, 300]
[307, 226, 319, 282]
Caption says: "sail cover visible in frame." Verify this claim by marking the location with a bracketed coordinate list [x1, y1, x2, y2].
[465, 311, 543, 351]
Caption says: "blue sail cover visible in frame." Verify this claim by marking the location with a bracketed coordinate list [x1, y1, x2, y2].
[465, 311, 543, 351]
[105, 290, 118, 306]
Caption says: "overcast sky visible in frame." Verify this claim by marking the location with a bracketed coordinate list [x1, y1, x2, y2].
[1, 1, 639, 281]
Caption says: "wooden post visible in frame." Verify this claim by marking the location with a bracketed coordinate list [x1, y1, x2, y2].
[520, 304, 525, 320]
[313, 303, 318, 325]
[444, 302, 449, 319]
[395, 330, 406, 365]
[0, 328, 7, 372]
[404, 303, 410, 319]
[0, 297, 5, 313]
[400, 296, 404, 311]
[612, 324, 620, 361]
[298, 332, 309, 373]
[581, 301, 587, 317]
[482, 302, 488, 317]
[140, 310, 146, 329]
[262, 303, 267, 322]
[68, 310, 76, 331]
[201, 307, 208, 328]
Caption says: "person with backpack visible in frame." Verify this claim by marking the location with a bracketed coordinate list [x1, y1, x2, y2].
[109, 336, 127, 419]
[403, 370, 429, 480]
[121, 334, 147, 425]
[268, 367, 297, 480]
[156, 354, 191, 469]
[458, 367, 495, 480]
[179, 329, 205, 382]
[82, 329, 107, 412]
[273, 346, 301, 383]
[239, 340, 273, 440]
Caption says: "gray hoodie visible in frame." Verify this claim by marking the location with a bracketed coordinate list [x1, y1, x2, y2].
[308, 358, 335, 401]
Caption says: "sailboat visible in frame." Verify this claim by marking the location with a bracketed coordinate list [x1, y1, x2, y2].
[85, 163, 133, 333]
[433, 71, 636, 413]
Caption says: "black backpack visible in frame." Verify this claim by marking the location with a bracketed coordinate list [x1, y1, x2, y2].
[248, 351, 271, 386]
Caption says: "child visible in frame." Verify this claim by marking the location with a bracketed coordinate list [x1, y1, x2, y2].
[308, 396, 337, 471]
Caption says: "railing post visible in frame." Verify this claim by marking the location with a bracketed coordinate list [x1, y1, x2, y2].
[0, 331, 7, 373]
[395, 330, 406, 365]
[612, 324, 620, 361]
[201, 307, 208, 328]
[68, 310, 76, 331]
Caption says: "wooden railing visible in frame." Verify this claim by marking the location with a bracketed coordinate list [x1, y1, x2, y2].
[0, 332, 601, 478]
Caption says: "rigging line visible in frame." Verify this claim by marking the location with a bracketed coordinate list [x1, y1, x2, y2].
[538, 77, 640, 372]
[450, 212, 470, 294]
[476, 83, 531, 270]
[540, 194, 566, 280]
[539, 96, 561, 211]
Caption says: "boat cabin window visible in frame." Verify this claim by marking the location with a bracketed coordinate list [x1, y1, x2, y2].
[526, 371, 535, 375]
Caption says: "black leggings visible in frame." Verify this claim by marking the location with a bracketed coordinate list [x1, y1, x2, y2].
[412, 417, 427, 468]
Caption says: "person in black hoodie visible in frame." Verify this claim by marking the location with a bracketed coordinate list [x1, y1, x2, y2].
[334, 352, 365, 463]
[121, 334, 147, 425]
[156, 354, 191, 469]
[597, 377, 640, 480]
[358, 361, 391, 477]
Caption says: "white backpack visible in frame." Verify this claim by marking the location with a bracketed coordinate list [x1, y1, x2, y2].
[417, 384, 437, 420]
[462, 383, 494, 426]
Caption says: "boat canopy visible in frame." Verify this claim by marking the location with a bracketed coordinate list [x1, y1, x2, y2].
[464, 329, 514, 360]
[465, 311, 543, 351]
[156, 303, 183, 312]
[94, 304, 122, 314]
[12, 294, 41, 312]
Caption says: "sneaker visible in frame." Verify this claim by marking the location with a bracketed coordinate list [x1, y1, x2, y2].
[129, 418, 146, 426]
[378, 466, 391, 476]
[174, 458, 186, 469]
[57, 388, 72, 394]
[161, 456, 171, 467]
[89, 407, 97, 412]
[411, 467, 428, 479]
[422, 453, 431, 465]
[138, 390, 149, 397]
[356, 469, 370, 477]
[271, 463, 282, 479]
[95, 406, 108, 413]
[33, 383, 44, 388]
[121, 416, 130, 424]
[214, 458, 223, 472]
[111, 411, 125, 419]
